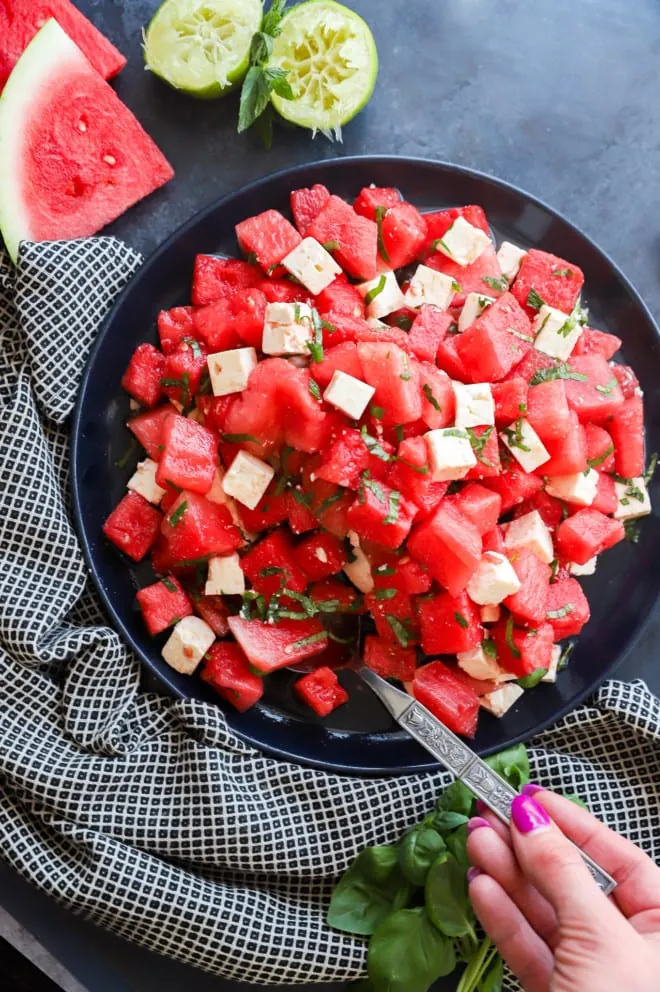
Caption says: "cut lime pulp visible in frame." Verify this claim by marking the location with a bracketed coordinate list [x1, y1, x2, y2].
[144, 0, 263, 99]
[268, 0, 378, 136]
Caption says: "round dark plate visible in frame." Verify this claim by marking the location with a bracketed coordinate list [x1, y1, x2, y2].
[71, 156, 660, 775]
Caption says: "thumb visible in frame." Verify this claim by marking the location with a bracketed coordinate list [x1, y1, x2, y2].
[509, 794, 623, 932]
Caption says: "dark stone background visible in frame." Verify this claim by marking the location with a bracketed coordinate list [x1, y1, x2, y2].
[2, 0, 659, 989]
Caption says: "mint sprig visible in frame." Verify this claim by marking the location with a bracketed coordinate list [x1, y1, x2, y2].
[238, 1, 295, 146]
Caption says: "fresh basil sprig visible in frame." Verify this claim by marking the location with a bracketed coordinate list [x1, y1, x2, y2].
[238, 1, 295, 147]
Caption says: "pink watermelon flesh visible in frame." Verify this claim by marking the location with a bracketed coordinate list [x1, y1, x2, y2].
[11, 24, 173, 247]
[0, 0, 126, 91]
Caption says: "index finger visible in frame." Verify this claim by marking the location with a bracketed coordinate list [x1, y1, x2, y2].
[522, 785, 660, 920]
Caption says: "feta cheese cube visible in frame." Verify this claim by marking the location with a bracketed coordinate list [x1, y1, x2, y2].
[343, 530, 374, 593]
[127, 458, 166, 505]
[262, 302, 314, 356]
[207, 469, 256, 538]
[357, 270, 406, 319]
[457, 643, 516, 683]
[545, 469, 599, 507]
[480, 682, 524, 718]
[281, 237, 342, 295]
[503, 509, 554, 564]
[205, 553, 245, 596]
[500, 419, 550, 473]
[458, 293, 494, 332]
[570, 556, 597, 576]
[434, 216, 492, 266]
[323, 369, 375, 420]
[207, 347, 258, 397]
[496, 241, 527, 282]
[403, 264, 456, 310]
[453, 382, 495, 429]
[424, 427, 477, 481]
[222, 450, 275, 510]
[533, 304, 584, 361]
[541, 644, 562, 684]
[613, 476, 652, 520]
[466, 551, 521, 605]
[161, 616, 215, 675]
[480, 604, 501, 624]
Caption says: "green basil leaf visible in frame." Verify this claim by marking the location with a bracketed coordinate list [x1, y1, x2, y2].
[445, 824, 471, 876]
[516, 667, 548, 688]
[485, 743, 530, 790]
[431, 811, 469, 835]
[237, 66, 272, 133]
[425, 851, 473, 938]
[327, 854, 412, 936]
[368, 908, 456, 992]
[479, 953, 504, 991]
[360, 845, 400, 883]
[436, 780, 474, 818]
[398, 826, 445, 887]
[263, 65, 295, 99]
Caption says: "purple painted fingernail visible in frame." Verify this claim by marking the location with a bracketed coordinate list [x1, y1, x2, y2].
[467, 866, 482, 883]
[511, 794, 551, 834]
[475, 798, 488, 815]
[467, 816, 492, 834]
[522, 783, 545, 796]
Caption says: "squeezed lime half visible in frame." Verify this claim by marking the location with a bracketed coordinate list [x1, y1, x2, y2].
[268, 0, 378, 136]
[144, 0, 263, 99]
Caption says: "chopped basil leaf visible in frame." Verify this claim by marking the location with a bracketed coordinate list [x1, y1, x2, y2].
[198, 368, 212, 395]
[482, 638, 497, 660]
[174, 554, 211, 568]
[361, 472, 386, 503]
[385, 614, 411, 647]
[482, 275, 508, 292]
[245, 252, 258, 265]
[645, 452, 658, 486]
[547, 603, 574, 620]
[552, 267, 573, 278]
[374, 205, 391, 264]
[383, 490, 401, 525]
[321, 318, 336, 333]
[370, 405, 385, 419]
[422, 383, 442, 411]
[221, 433, 261, 444]
[308, 378, 322, 401]
[454, 611, 469, 629]
[164, 478, 182, 492]
[317, 489, 345, 515]
[505, 614, 521, 658]
[441, 427, 469, 438]
[394, 424, 404, 444]
[557, 642, 574, 670]
[612, 475, 646, 502]
[306, 307, 325, 363]
[322, 240, 339, 252]
[399, 353, 412, 381]
[466, 426, 494, 465]
[595, 377, 618, 396]
[293, 303, 302, 322]
[529, 362, 588, 386]
[392, 313, 413, 331]
[394, 457, 430, 475]
[518, 402, 528, 414]
[516, 668, 547, 688]
[550, 559, 559, 583]
[364, 274, 387, 307]
[556, 316, 577, 338]
[168, 500, 188, 527]
[161, 576, 177, 593]
[287, 631, 328, 652]
[291, 488, 313, 508]
[183, 336, 202, 359]
[375, 587, 397, 601]
[451, 279, 461, 293]
[114, 438, 137, 469]
[160, 371, 191, 405]
[360, 424, 393, 462]
[587, 444, 614, 469]
[501, 419, 531, 453]
[328, 631, 357, 644]
[527, 288, 545, 310]
[624, 519, 641, 543]
[259, 566, 284, 577]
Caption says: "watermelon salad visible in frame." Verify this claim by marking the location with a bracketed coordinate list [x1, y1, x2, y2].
[103, 183, 653, 738]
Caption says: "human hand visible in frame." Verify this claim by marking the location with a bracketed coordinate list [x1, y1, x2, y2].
[465, 786, 660, 992]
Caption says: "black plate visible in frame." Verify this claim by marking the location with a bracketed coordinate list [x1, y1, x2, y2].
[71, 156, 660, 775]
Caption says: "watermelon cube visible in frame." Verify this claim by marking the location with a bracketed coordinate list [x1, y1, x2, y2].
[572, 327, 622, 360]
[161, 491, 241, 564]
[555, 509, 625, 564]
[564, 355, 624, 423]
[448, 484, 502, 536]
[191, 256, 261, 306]
[584, 423, 615, 473]
[193, 594, 230, 637]
[192, 298, 242, 353]
[372, 552, 432, 595]
[294, 666, 348, 717]
[157, 306, 196, 354]
[201, 642, 264, 712]
[422, 205, 490, 257]
[128, 404, 174, 461]
[290, 183, 331, 234]
[464, 426, 501, 480]
[231, 288, 269, 349]
[435, 332, 470, 381]
[353, 186, 401, 220]
[365, 588, 419, 644]
[380, 201, 427, 269]
[293, 531, 347, 582]
[511, 249, 584, 315]
[592, 472, 618, 515]
[315, 275, 365, 318]
[492, 617, 554, 678]
[346, 480, 418, 549]
[545, 577, 590, 639]
[417, 362, 455, 429]
[363, 635, 417, 681]
[309, 578, 363, 614]
[286, 490, 319, 535]
[482, 467, 543, 513]
[416, 593, 482, 655]
[136, 575, 192, 635]
[482, 525, 506, 554]
[612, 364, 640, 400]
[539, 410, 587, 477]
[258, 278, 310, 304]
[102, 491, 161, 562]
[504, 548, 551, 626]
[527, 380, 571, 443]
[155, 413, 218, 495]
[313, 342, 363, 388]
[412, 660, 480, 738]
[492, 378, 529, 426]
[357, 342, 422, 424]
[228, 616, 327, 673]
[426, 244, 502, 308]
[121, 343, 165, 408]
[241, 528, 308, 599]
[160, 341, 207, 407]
[386, 436, 447, 516]
[235, 209, 301, 276]
[307, 195, 379, 280]
[456, 294, 532, 382]
[407, 307, 453, 362]
[407, 502, 482, 597]
[512, 490, 565, 530]
[315, 428, 372, 490]
[609, 395, 645, 479]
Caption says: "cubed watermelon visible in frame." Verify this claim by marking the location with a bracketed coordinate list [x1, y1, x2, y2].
[121, 343, 165, 408]
[545, 577, 590, 639]
[416, 593, 482, 655]
[591, 472, 617, 515]
[136, 575, 193, 635]
[609, 395, 645, 478]
[193, 594, 230, 637]
[313, 342, 364, 388]
[365, 588, 419, 644]
[448, 483, 502, 536]
[572, 327, 622, 360]
[407, 306, 453, 362]
[422, 205, 490, 256]
[612, 364, 639, 400]
[157, 306, 196, 354]
[293, 531, 347, 581]
[155, 413, 218, 495]
[555, 509, 625, 564]
[526, 380, 571, 443]
[103, 491, 162, 562]
[504, 547, 551, 625]
[456, 293, 532, 382]
[492, 617, 554, 678]
[380, 201, 427, 269]
[386, 436, 447, 516]
[346, 479, 418, 549]
[315, 275, 365, 318]
[584, 423, 615, 473]
[290, 183, 331, 234]
[161, 491, 241, 564]
[513, 490, 565, 530]
[511, 249, 584, 315]
[407, 502, 482, 597]
[426, 244, 502, 308]
[464, 426, 501, 480]
[307, 195, 379, 280]
[363, 635, 417, 681]
[412, 660, 481, 738]
[435, 332, 470, 381]
[241, 528, 308, 599]
[191, 256, 261, 306]
[539, 410, 587, 477]
[417, 362, 455, 429]
[232, 288, 269, 349]
[202, 642, 264, 712]
[371, 551, 432, 595]
[192, 298, 242, 353]
[127, 404, 174, 461]
[160, 341, 207, 407]
[564, 355, 624, 423]
[228, 616, 327, 673]
[492, 378, 529, 426]
[482, 466, 543, 513]
[294, 666, 348, 716]
[235, 209, 301, 276]
[482, 525, 506, 554]
[238, 486, 290, 533]
[353, 186, 401, 220]
[315, 427, 373, 489]
[357, 342, 422, 424]
[309, 577, 363, 613]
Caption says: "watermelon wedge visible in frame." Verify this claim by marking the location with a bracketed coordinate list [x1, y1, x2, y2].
[0, 0, 126, 92]
[0, 20, 173, 263]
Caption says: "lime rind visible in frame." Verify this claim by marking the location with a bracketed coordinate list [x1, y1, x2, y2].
[144, 0, 263, 99]
[268, 0, 378, 137]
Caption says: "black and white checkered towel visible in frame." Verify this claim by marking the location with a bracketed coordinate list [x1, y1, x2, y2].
[0, 239, 658, 988]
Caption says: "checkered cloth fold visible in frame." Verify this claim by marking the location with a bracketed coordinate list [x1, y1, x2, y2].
[0, 239, 658, 989]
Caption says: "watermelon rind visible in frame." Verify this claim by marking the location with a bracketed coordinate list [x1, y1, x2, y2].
[144, 0, 263, 99]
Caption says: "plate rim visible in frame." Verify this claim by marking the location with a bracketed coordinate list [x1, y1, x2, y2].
[71, 154, 660, 775]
